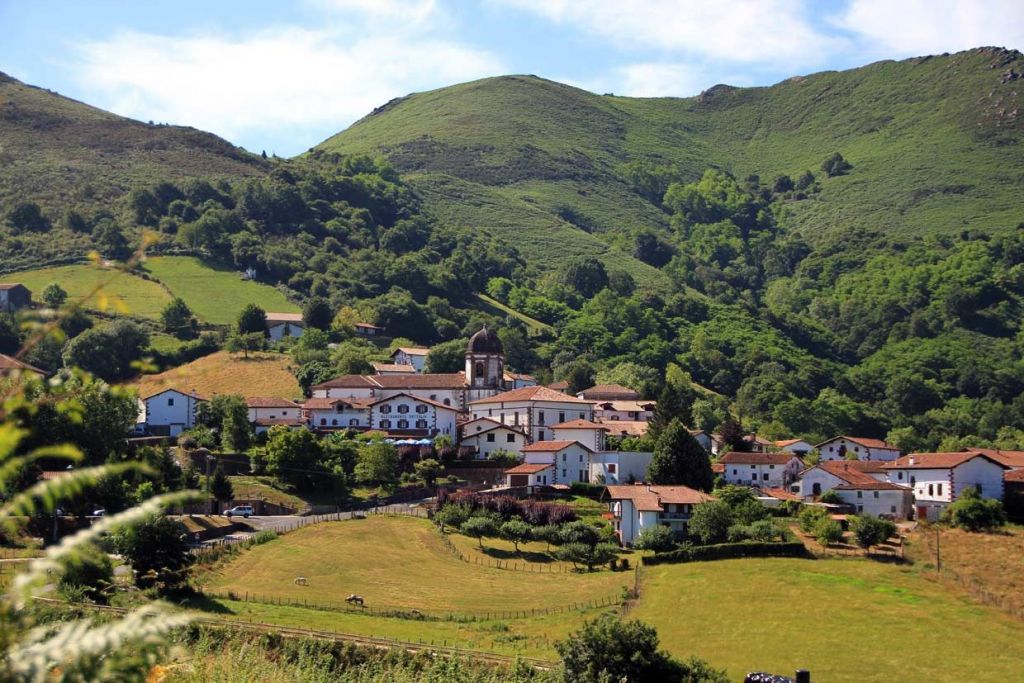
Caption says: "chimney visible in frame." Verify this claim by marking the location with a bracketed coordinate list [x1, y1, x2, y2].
[908, 456, 915, 466]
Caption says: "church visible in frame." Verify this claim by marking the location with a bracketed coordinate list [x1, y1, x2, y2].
[308, 326, 528, 411]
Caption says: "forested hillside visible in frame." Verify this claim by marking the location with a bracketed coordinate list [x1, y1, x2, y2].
[2, 47, 1024, 451]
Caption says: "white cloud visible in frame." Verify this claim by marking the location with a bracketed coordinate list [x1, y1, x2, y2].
[308, 0, 439, 23]
[616, 62, 707, 97]
[835, 0, 1024, 57]
[71, 25, 502, 153]
[494, 0, 839, 66]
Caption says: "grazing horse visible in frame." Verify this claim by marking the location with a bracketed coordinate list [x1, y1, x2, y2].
[294, 576, 308, 586]
[345, 594, 365, 606]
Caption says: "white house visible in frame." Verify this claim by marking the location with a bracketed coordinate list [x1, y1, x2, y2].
[774, 439, 813, 456]
[503, 372, 538, 389]
[371, 362, 416, 376]
[468, 386, 595, 444]
[816, 436, 900, 461]
[266, 312, 305, 341]
[600, 420, 650, 440]
[367, 393, 459, 437]
[303, 396, 374, 430]
[797, 460, 912, 519]
[140, 388, 205, 437]
[577, 384, 640, 401]
[882, 452, 1010, 521]
[246, 397, 304, 434]
[391, 347, 430, 373]
[0, 283, 31, 312]
[504, 462, 554, 487]
[551, 419, 608, 452]
[460, 421, 528, 458]
[592, 400, 657, 422]
[589, 451, 653, 485]
[521, 440, 594, 485]
[354, 322, 383, 337]
[604, 484, 715, 545]
[718, 451, 804, 489]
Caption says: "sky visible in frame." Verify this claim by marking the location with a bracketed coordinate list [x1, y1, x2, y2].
[1, 0, 1022, 156]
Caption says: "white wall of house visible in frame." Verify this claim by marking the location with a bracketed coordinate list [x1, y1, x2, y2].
[375, 387, 463, 409]
[392, 350, 427, 372]
[462, 427, 526, 458]
[144, 390, 202, 436]
[819, 438, 899, 461]
[308, 405, 369, 429]
[779, 440, 814, 455]
[268, 322, 304, 341]
[609, 500, 697, 545]
[315, 386, 376, 400]
[886, 457, 1006, 521]
[524, 443, 591, 484]
[551, 426, 606, 451]
[369, 396, 457, 436]
[836, 488, 913, 519]
[505, 466, 553, 487]
[797, 468, 847, 498]
[470, 400, 594, 443]
[248, 406, 300, 422]
[589, 451, 653, 485]
[722, 458, 803, 488]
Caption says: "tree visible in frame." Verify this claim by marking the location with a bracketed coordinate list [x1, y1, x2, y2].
[264, 426, 322, 490]
[500, 518, 532, 553]
[226, 330, 265, 358]
[110, 515, 193, 592]
[413, 458, 442, 488]
[821, 152, 852, 177]
[815, 518, 843, 546]
[819, 489, 842, 504]
[772, 174, 794, 193]
[647, 419, 714, 490]
[556, 542, 618, 571]
[943, 486, 1007, 531]
[461, 515, 496, 549]
[209, 465, 234, 508]
[236, 303, 268, 335]
[795, 170, 816, 190]
[556, 614, 728, 683]
[302, 296, 332, 330]
[717, 418, 748, 452]
[196, 394, 253, 453]
[57, 542, 114, 604]
[561, 359, 596, 395]
[61, 320, 149, 382]
[688, 500, 733, 545]
[41, 283, 67, 309]
[563, 257, 609, 298]
[434, 503, 471, 533]
[354, 441, 400, 489]
[6, 202, 50, 233]
[848, 514, 897, 550]
[634, 525, 676, 553]
[798, 505, 829, 533]
[425, 338, 467, 373]
[161, 298, 197, 339]
[92, 219, 132, 260]
[534, 524, 562, 552]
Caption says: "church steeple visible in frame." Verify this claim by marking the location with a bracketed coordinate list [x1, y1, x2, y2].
[466, 326, 504, 388]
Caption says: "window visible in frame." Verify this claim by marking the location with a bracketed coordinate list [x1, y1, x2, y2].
[416, 405, 428, 414]
[475, 361, 484, 377]
[514, 412, 519, 425]
[443, 398, 451, 406]
[936, 483, 943, 496]
[928, 484, 934, 496]
[398, 420, 408, 429]
[381, 419, 391, 429]
[769, 464, 775, 469]
[380, 405, 392, 414]
[890, 505, 896, 513]
[487, 433, 496, 443]
[562, 469, 566, 478]
[320, 418, 326, 426]
[331, 419, 338, 426]
[168, 398, 175, 406]
[857, 491, 863, 498]
[430, 395, 437, 401]
[897, 472, 904, 480]
[857, 505, 863, 512]
[873, 491, 879, 498]
[910, 476, 916, 485]
[506, 434, 515, 443]
[397, 404, 409, 413]
[538, 430, 546, 441]
[538, 411, 545, 425]
[812, 483, 821, 495]
[579, 412, 585, 419]
[762, 473, 769, 481]
[416, 420, 427, 429]
[608, 463, 617, 474]
[562, 453, 567, 462]
[349, 418, 358, 426]
[559, 412, 565, 423]
[500, 413, 505, 423]
[733, 469, 738, 475]
[579, 454, 583, 462]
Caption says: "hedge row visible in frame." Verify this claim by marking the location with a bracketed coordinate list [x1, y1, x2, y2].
[641, 541, 809, 566]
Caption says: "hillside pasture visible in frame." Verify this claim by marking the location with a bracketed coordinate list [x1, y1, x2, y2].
[143, 256, 298, 325]
[201, 516, 628, 615]
[4, 263, 171, 319]
[133, 350, 300, 399]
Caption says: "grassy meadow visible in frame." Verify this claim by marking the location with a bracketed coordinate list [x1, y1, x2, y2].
[196, 515, 1024, 682]
[133, 350, 300, 398]
[5, 262, 172, 319]
[143, 256, 299, 325]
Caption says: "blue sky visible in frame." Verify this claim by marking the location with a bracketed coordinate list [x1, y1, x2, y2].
[1, 0, 1021, 156]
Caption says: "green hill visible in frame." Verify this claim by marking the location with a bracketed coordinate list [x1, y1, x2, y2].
[318, 47, 1024, 282]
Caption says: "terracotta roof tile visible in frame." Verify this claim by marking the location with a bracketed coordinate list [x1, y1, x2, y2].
[371, 373, 467, 389]
[605, 484, 714, 511]
[816, 436, 898, 450]
[578, 384, 641, 399]
[393, 347, 430, 356]
[246, 396, 300, 408]
[599, 420, 649, 437]
[964, 448, 1024, 468]
[521, 439, 593, 453]
[0, 353, 44, 375]
[1005, 469, 1024, 483]
[265, 312, 304, 323]
[469, 385, 592, 405]
[505, 463, 552, 474]
[371, 362, 416, 373]
[882, 452, 1010, 470]
[552, 419, 609, 430]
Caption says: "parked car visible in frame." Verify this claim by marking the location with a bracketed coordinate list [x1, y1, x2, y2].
[91, 508, 105, 517]
[224, 505, 254, 518]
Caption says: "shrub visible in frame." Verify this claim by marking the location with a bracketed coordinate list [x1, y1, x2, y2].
[944, 487, 1007, 531]
[499, 519, 532, 552]
[251, 530, 278, 545]
[569, 481, 605, 498]
[814, 518, 844, 546]
[822, 151, 853, 177]
[559, 520, 602, 547]
[57, 542, 114, 604]
[689, 500, 734, 545]
[798, 505, 829, 533]
[634, 525, 676, 553]
[642, 541, 808, 565]
[556, 614, 728, 683]
[557, 542, 619, 571]
[110, 515, 193, 592]
[819, 489, 842, 505]
[849, 514, 897, 550]
[434, 503, 472, 532]
[460, 516, 496, 549]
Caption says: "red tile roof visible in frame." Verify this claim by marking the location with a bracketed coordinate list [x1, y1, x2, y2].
[882, 452, 1010, 470]
[552, 419, 609, 430]
[774, 438, 807, 448]
[815, 460, 888, 480]
[711, 462, 725, 474]
[371, 373, 467, 389]
[469, 385, 592, 405]
[393, 347, 430, 356]
[0, 283, 27, 291]
[371, 362, 416, 373]
[599, 420, 649, 437]
[302, 397, 373, 410]
[266, 312, 304, 323]
[718, 451, 802, 465]
[594, 400, 657, 412]
[246, 397, 300, 408]
[762, 487, 801, 501]
[578, 384, 640, 400]
[311, 374, 378, 390]
[1005, 469, 1024, 483]
[505, 463, 553, 474]
[605, 484, 714, 511]
[0, 353, 44, 375]
[369, 392, 461, 412]
[504, 372, 536, 382]
[521, 439, 593, 453]
[546, 380, 570, 391]
[140, 387, 208, 401]
[963, 448, 1024, 468]
[253, 418, 307, 427]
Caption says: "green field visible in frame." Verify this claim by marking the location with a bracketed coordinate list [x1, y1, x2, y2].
[5, 263, 172, 319]
[198, 517, 1024, 681]
[143, 256, 299, 325]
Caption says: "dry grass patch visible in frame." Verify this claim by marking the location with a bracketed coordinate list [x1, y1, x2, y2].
[132, 351, 301, 399]
[202, 516, 628, 615]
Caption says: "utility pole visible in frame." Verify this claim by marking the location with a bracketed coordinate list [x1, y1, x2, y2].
[205, 454, 214, 515]
[935, 527, 941, 573]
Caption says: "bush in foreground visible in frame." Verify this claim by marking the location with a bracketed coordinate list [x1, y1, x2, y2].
[111, 514, 194, 591]
[944, 486, 1007, 531]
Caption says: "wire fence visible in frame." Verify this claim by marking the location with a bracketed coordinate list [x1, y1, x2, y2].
[921, 532, 1024, 621]
[435, 531, 585, 574]
[202, 587, 628, 623]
